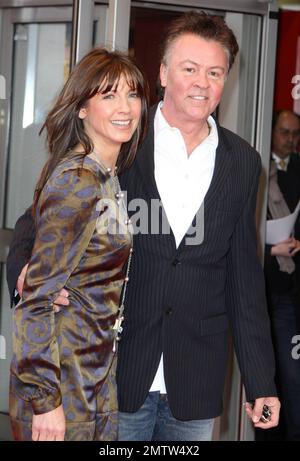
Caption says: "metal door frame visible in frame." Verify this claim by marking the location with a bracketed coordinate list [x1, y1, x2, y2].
[0, 1, 107, 234]
[132, 0, 273, 15]
[0, 6, 73, 238]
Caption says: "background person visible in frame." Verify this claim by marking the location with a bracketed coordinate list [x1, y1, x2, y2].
[261, 110, 300, 441]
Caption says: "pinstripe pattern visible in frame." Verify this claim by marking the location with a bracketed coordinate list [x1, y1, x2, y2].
[117, 106, 276, 420]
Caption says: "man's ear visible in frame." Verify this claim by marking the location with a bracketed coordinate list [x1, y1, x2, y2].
[160, 63, 167, 88]
[78, 107, 87, 120]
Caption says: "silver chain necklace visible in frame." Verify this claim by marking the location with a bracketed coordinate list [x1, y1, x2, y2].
[90, 151, 133, 352]
[112, 246, 133, 352]
[111, 173, 133, 353]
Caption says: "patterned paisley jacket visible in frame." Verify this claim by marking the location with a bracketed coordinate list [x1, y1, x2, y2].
[10, 153, 131, 441]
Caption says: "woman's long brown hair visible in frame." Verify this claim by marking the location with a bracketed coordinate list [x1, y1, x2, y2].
[33, 48, 149, 215]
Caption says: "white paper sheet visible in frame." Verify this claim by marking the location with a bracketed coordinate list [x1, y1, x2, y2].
[266, 201, 300, 245]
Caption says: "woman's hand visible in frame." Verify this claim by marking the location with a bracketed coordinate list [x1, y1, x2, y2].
[32, 404, 66, 441]
[17, 263, 29, 297]
[271, 237, 300, 257]
[17, 263, 69, 312]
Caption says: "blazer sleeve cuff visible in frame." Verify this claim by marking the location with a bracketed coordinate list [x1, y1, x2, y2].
[245, 382, 278, 402]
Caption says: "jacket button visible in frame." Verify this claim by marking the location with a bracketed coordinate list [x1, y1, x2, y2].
[165, 308, 173, 315]
[172, 258, 181, 266]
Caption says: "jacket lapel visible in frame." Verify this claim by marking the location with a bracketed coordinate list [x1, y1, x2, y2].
[135, 106, 161, 201]
[135, 105, 176, 247]
[177, 122, 234, 251]
[135, 107, 234, 250]
[136, 108, 233, 208]
[203, 123, 233, 212]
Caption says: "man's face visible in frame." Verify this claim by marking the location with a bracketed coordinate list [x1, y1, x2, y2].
[160, 34, 228, 127]
[272, 112, 300, 159]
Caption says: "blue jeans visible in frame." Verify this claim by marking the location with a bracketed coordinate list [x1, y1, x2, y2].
[270, 293, 300, 440]
[118, 392, 214, 441]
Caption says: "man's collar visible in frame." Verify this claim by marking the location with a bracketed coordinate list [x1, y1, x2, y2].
[154, 102, 218, 148]
[272, 152, 290, 171]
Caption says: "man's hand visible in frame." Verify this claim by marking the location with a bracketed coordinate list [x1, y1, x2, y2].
[271, 237, 300, 257]
[17, 263, 29, 297]
[245, 396, 280, 429]
[289, 238, 300, 256]
[32, 404, 66, 441]
[17, 264, 70, 312]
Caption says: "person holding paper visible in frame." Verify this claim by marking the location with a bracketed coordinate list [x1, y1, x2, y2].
[263, 110, 300, 441]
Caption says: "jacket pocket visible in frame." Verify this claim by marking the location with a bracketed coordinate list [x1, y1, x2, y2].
[200, 313, 228, 336]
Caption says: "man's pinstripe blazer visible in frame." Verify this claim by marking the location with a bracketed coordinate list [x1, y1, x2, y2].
[117, 106, 276, 419]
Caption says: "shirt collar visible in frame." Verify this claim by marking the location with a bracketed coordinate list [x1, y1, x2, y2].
[154, 101, 218, 151]
[272, 152, 290, 171]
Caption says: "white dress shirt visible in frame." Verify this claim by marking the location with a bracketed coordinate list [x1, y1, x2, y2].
[149, 103, 218, 393]
[272, 152, 290, 172]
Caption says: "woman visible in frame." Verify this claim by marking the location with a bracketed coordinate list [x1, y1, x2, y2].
[9, 48, 148, 441]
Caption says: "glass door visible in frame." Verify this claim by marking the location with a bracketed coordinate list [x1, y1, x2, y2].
[0, 6, 73, 440]
[6, 20, 72, 228]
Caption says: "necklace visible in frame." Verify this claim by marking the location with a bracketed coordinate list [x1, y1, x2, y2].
[90, 150, 117, 176]
[90, 150, 133, 352]
[107, 166, 133, 353]
[112, 246, 133, 353]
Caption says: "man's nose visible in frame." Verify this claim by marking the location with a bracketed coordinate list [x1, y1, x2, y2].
[194, 71, 209, 88]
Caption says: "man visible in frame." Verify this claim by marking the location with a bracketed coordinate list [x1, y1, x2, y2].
[262, 110, 300, 441]
[7, 12, 280, 441]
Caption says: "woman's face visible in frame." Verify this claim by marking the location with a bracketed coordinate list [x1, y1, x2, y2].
[79, 74, 142, 154]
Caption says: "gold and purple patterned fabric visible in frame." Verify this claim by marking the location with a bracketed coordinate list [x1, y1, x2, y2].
[9, 153, 132, 441]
